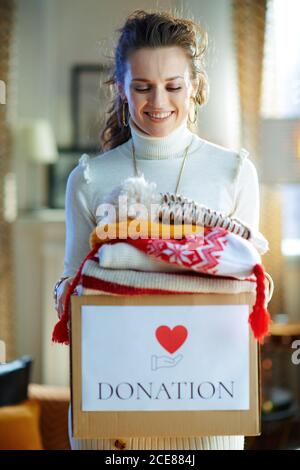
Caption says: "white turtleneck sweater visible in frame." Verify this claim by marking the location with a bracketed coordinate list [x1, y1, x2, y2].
[63, 116, 260, 278]
[64, 117, 259, 450]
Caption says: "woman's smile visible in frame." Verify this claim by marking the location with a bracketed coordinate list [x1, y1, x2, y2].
[144, 111, 175, 122]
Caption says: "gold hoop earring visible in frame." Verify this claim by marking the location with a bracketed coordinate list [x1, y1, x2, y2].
[122, 102, 129, 127]
[188, 99, 198, 124]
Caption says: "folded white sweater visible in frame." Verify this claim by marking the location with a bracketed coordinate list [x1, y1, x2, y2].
[98, 242, 189, 273]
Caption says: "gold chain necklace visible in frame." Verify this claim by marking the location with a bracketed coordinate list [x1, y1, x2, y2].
[131, 138, 193, 195]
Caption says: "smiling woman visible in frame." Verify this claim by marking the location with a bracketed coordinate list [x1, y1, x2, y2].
[101, 10, 208, 149]
[58, 8, 262, 451]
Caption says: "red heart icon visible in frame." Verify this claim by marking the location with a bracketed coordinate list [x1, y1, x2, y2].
[155, 325, 188, 354]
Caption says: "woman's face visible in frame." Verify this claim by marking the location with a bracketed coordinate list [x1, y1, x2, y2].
[119, 46, 198, 137]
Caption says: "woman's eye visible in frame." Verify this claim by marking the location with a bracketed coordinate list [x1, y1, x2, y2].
[135, 87, 182, 92]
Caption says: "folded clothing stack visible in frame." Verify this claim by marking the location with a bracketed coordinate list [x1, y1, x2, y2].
[52, 221, 273, 346]
[79, 253, 266, 297]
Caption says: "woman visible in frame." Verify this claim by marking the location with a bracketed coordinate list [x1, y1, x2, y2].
[54, 9, 260, 450]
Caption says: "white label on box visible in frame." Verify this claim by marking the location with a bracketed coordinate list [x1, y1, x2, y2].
[81, 305, 249, 411]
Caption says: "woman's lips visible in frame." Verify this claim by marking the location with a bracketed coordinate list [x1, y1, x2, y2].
[144, 111, 175, 122]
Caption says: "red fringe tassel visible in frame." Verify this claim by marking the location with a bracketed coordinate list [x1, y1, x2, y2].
[51, 245, 100, 345]
[248, 263, 271, 344]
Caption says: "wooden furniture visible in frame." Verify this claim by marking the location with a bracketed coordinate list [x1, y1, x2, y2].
[246, 319, 300, 449]
[269, 322, 300, 337]
[28, 383, 70, 450]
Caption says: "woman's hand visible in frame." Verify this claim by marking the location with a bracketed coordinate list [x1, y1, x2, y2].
[55, 277, 74, 319]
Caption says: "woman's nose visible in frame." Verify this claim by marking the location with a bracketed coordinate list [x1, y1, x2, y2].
[149, 88, 168, 109]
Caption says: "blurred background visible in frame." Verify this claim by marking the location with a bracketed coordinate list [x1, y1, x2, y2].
[0, 0, 300, 450]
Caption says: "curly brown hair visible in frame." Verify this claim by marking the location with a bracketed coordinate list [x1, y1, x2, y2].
[100, 9, 209, 151]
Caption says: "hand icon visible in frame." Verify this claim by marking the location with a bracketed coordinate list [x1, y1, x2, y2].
[151, 354, 183, 371]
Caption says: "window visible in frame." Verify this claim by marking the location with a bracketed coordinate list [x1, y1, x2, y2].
[261, 0, 300, 256]
[261, 0, 300, 118]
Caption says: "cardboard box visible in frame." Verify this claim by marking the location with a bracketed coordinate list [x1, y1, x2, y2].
[70, 292, 260, 439]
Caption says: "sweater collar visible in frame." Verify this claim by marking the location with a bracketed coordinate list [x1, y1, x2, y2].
[128, 116, 195, 160]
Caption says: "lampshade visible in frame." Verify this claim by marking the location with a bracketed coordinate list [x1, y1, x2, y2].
[15, 119, 58, 164]
[260, 118, 300, 184]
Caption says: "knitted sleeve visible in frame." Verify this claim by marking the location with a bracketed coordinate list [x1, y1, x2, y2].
[63, 164, 96, 277]
[231, 150, 260, 232]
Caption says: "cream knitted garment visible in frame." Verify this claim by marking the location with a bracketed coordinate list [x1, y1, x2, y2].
[64, 116, 261, 451]
[78, 259, 272, 300]
[98, 242, 190, 273]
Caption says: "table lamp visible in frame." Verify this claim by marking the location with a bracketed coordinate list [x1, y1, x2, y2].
[14, 119, 58, 209]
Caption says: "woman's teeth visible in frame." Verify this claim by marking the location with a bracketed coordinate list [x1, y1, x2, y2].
[146, 111, 173, 121]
